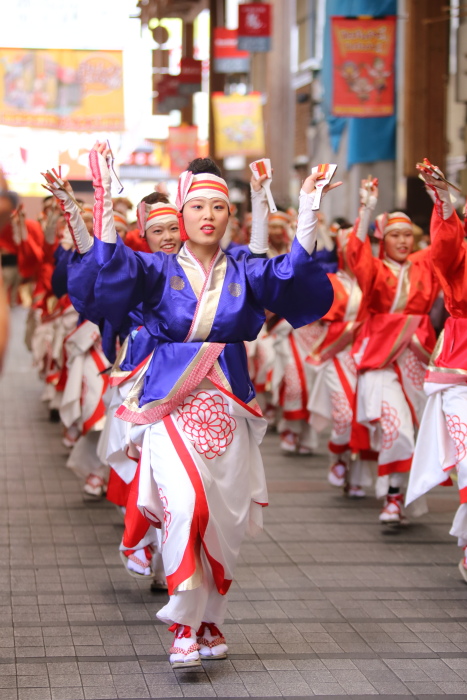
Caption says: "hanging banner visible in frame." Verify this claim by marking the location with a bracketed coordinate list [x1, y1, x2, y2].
[155, 75, 188, 114]
[211, 92, 264, 158]
[0, 48, 124, 131]
[331, 16, 396, 117]
[213, 28, 250, 74]
[168, 126, 198, 177]
[179, 57, 202, 95]
[238, 3, 272, 52]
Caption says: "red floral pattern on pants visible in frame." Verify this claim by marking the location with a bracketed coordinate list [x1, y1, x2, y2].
[158, 487, 171, 544]
[331, 391, 352, 435]
[403, 351, 425, 390]
[446, 414, 467, 463]
[177, 391, 237, 459]
[380, 401, 400, 450]
[294, 324, 323, 353]
[342, 352, 357, 377]
[282, 361, 301, 404]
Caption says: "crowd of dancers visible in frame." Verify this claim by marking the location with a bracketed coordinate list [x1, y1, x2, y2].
[1, 145, 467, 668]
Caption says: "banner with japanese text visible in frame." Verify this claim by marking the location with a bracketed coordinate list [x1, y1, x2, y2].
[0, 48, 124, 130]
[211, 92, 264, 158]
[331, 16, 396, 117]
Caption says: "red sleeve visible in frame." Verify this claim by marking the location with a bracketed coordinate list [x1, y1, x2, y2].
[345, 226, 381, 297]
[125, 228, 151, 253]
[430, 208, 467, 316]
[321, 274, 347, 322]
[17, 220, 45, 279]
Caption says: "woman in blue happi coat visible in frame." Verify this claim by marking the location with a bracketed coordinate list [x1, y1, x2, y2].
[67, 142, 339, 668]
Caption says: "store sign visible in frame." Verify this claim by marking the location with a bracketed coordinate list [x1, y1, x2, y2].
[331, 16, 396, 117]
[213, 28, 250, 73]
[179, 57, 202, 95]
[238, 3, 272, 52]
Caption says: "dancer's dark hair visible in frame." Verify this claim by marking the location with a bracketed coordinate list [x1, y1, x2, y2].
[187, 157, 222, 178]
[141, 192, 170, 205]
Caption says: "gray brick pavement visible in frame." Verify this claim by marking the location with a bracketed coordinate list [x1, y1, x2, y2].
[1, 308, 467, 698]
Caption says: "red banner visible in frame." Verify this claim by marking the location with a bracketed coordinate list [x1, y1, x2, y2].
[331, 16, 396, 118]
[238, 3, 272, 52]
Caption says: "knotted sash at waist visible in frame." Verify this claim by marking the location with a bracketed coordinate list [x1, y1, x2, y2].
[116, 341, 226, 425]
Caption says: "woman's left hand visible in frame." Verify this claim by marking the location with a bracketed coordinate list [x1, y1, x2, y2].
[302, 171, 343, 195]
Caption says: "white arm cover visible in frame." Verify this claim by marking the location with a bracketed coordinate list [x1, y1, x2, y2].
[356, 186, 377, 242]
[43, 209, 62, 245]
[88, 149, 117, 243]
[11, 215, 24, 246]
[432, 184, 454, 220]
[249, 187, 269, 254]
[53, 189, 93, 254]
[296, 189, 319, 254]
[355, 205, 373, 243]
[60, 224, 75, 251]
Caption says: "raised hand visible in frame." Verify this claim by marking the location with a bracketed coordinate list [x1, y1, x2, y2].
[302, 170, 343, 196]
[359, 177, 378, 209]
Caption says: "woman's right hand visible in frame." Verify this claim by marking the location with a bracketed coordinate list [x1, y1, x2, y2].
[92, 141, 112, 161]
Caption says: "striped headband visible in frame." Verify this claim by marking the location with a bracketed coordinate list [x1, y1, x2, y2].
[113, 212, 128, 231]
[384, 212, 412, 235]
[145, 203, 178, 230]
[269, 211, 291, 225]
[374, 212, 412, 240]
[176, 171, 230, 210]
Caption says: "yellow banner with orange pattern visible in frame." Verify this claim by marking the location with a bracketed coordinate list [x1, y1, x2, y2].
[0, 48, 124, 131]
[211, 92, 265, 158]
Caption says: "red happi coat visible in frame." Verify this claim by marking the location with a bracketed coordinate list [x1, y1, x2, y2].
[0, 219, 44, 279]
[307, 271, 362, 365]
[346, 232, 439, 370]
[427, 208, 467, 383]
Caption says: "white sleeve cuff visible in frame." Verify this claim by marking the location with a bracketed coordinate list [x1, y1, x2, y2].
[296, 189, 318, 254]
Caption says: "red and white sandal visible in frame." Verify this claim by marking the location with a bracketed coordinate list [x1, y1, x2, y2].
[280, 430, 298, 453]
[168, 624, 201, 668]
[328, 460, 347, 487]
[120, 546, 154, 579]
[196, 622, 228, 659]
[83, 474, 106, 498]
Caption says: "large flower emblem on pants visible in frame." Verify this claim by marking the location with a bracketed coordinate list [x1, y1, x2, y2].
[380, 401, 400, 450]
[446, 414, 467, 463]
[403, 351, 425, 390]
[177, 391, 237, 459]
[331, 391, 352, 435]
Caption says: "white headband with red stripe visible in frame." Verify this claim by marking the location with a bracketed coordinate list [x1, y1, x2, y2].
[176, 171, 230, 210]
[136, 201, 178, 236]
[113, 211, 128, 231]
[374, 211, 412, 240]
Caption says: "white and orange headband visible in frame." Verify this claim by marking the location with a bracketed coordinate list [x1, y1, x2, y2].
[113, 211, 128, 232]
[136, 201, 178, 237]
[374, 211, 412, 240]
[81, 204, 93, 220]
[176, 171, 230, 241]
[268, 211, 291, 226]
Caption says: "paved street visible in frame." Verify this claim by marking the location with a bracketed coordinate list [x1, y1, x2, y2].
[1, 307, 467, 700]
